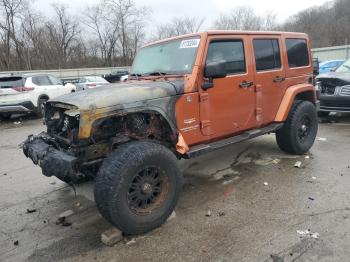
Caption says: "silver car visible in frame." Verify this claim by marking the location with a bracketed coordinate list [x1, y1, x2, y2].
[76, 76, 109, 91]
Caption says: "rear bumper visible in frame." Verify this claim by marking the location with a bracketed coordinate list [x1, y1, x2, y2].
[23, 134, 78, 182]
[0, 101, 35, 114]
[319, 94, 350, 112]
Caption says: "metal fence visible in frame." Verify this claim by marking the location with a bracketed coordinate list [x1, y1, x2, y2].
[0, 66, 131, 81]
[2, 45, 350, 78]
[312, 45, 350, 62]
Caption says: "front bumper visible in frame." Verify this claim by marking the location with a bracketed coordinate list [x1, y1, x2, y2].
[319, 94, 350, 112]
[23, 134, 78, 182]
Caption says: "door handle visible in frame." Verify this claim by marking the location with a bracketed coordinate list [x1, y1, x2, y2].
[273, 76, 285, 83]
[239, 81, 254, 88]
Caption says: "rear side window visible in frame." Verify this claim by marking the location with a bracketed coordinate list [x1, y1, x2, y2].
[286, 39, 309, 68]
[0, 77, 24, 88]
[253, 39, 281, 71]
[32, 76, 52, 86]
[206, 40, 246, 74]
[48, 75, 62, 85]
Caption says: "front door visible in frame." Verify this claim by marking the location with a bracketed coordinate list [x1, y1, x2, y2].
[199, 35, 256, 138]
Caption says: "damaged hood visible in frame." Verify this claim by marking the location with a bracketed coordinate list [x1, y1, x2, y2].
[317, 72, 350, 84]
[49, 80, 184, 111]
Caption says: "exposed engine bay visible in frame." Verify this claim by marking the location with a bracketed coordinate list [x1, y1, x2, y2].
[22, 101, 175, 183]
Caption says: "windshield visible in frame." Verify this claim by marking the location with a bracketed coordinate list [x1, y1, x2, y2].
[131, 37, 200, 76]
[336, 60, 350, 72]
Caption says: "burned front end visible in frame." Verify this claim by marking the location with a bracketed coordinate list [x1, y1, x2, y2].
[22, 100, 175, 183]
[23, 102, 96, 183]
[317, 76, 350, 112]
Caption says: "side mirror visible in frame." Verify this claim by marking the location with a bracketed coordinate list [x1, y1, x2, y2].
[204, 61, 227, 79]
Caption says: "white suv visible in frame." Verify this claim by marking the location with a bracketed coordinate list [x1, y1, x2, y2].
[0, 74, 75, 119]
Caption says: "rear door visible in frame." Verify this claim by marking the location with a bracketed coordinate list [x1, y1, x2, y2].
[251, 36, 286, 126]
[199, 35, 256, 138]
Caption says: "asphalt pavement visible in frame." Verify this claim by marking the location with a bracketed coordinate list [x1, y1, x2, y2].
[1, 113, 350, 262]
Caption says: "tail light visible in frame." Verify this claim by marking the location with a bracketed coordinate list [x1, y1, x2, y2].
[87, 84, 96, 88]
[12, 86, 34, 92]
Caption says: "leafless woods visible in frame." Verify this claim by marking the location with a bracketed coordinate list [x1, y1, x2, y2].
[0, 0, 348, 71]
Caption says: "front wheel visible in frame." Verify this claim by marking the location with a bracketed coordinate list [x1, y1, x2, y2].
[94, 141, 182, 235]
[276, 100, 318, 155]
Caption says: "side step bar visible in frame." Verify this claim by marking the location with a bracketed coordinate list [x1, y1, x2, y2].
[185, 123, 284, 159]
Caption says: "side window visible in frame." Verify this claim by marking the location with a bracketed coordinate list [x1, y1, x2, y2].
[32, 76, 40, 86]
[206, 40, 246, 74]
[32, 76, 52, 86]
[328, 62, 336, 68]
[286, 39, 309, 68]
[253, 39, 281, 71]
[48, 75, 62, 85]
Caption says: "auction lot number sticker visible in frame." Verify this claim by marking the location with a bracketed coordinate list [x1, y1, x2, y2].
[179, 39, 200, 48]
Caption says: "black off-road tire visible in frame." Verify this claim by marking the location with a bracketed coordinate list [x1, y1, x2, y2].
[276, 100, 318, 155]
[36, 98, 48, 118]
[318, 111, 330, 117]
[94, 141, 182, 235]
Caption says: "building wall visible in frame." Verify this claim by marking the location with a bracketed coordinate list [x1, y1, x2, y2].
[312, 45, 350, 62]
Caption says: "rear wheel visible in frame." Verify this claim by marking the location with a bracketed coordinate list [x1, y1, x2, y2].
[94, 141, 182, 235]
[276, 100, 318, 155]
[36, 98, 48, 118]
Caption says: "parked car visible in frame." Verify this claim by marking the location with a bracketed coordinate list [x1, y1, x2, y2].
[23, 31, 317, 235]
[0, 74, 75, 120]
[103, 70, 129, 83]
[316, 59, 350, 116]
[76, 76, 109, 91]
[120, 74, 128, 82]
[318, 59, 345, 74]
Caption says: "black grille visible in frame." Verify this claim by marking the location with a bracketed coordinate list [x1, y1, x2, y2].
[320, 81, 336, 95]
[318, 78, 350, 95]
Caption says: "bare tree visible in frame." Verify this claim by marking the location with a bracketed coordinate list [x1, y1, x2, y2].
[153, 16, 205, 40]
[0, 0, 28, 69]
[214, 6, 277, 31]
[1, 0, 350, 71]
[84, 0, 149, 66]
[84, 4, 119, 66]
[282, 0, 350, 48]
[46, 4, 80, 68]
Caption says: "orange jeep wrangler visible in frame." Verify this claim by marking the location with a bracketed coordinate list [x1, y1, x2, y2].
[23, 31, 318, 235]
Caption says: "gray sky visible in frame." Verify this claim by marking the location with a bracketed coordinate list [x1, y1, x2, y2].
[35, 0, 330, 32]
